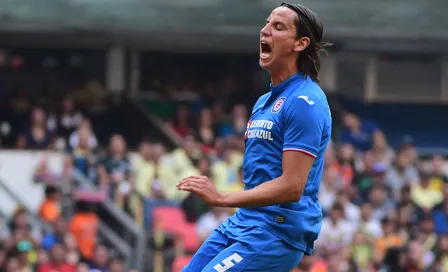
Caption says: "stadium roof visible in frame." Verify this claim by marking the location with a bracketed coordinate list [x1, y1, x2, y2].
[1, 0, 447, 51]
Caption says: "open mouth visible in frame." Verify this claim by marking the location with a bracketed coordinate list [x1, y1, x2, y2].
[260, 41, 272, 59]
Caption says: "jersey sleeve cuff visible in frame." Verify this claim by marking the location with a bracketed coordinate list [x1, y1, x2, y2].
[283, 146, 317, 158]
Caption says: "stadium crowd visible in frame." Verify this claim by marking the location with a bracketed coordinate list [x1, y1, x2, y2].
[0, 61, 447, 272]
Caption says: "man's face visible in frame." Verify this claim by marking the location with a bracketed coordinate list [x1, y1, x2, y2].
[139, 143, 151, 157]
[51, 244, 65, 262]
[259, 7, 304, 70]
[94, 246, 109, 266]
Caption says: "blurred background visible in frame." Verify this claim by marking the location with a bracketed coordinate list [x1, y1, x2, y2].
[0, 0, 447, 271]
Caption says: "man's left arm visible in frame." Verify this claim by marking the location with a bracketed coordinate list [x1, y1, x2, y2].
[217, 95, 325, 207]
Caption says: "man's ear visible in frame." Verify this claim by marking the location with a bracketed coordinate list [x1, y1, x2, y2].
[293, 37, 310, 52]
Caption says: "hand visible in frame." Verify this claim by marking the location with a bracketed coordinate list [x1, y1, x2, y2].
[177, 176, 224, 206]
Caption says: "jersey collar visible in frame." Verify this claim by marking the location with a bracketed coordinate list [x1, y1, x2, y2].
[270, 72, 305, 97]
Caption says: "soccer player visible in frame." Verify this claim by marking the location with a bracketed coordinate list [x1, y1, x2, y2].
[177, 2, 332, 271]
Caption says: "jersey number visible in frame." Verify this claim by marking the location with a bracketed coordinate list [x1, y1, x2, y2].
[213, 253, 243, 272]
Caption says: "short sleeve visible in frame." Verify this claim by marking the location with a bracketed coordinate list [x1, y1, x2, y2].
[282, 95, 326, 158]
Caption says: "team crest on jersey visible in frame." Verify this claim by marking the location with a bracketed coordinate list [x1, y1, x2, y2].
[271, 97, 286, 113]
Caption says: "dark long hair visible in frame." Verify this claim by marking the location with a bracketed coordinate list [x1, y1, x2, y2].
[281, 3, 331, 83]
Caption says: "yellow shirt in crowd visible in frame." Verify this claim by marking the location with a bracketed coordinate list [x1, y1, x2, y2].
[411, 184, 443, 209]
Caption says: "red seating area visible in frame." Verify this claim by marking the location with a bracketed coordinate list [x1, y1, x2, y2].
[152, 207, 200, 253]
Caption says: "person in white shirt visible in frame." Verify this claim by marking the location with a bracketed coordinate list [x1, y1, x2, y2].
[336, 190, 360, 222]
[355, 202, 383, 239]
[316, 203, 356, 255]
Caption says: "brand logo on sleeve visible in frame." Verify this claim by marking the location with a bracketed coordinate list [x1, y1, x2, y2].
[298, 95, 315, 105]
[271, 97, 286, 113]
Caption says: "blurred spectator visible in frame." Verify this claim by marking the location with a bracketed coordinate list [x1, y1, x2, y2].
[211, 148, 239, 193]
[319, 166, 340, 214]
[9, 240, 34, 272]
[406, 240, 434, 271]
[397, 185, 424, 224]
[33, 156, 62, 185]
[64, 233, 81, 265]
[48, 97, 82, 143]
[9, 207, 41, 243]
[146, 142, 176, 201]
[430, 155, 448, 191]
[169, 105, 193, 139]
[396, 206, 413, 241]
[411, 171, 443, 211]
[432, 200, 448, 235]
[109, 257, 124, 272]
[336, 191, 360, 222]
[400, 137, 419, 166]
[38, 186, 61, 223]
[350, 231, 374, 270]
[76, 262, 90, 272]
[356, 202, 383, 239]
[433, 183, 448, 211]
[335, 143, 356, 187]
[368, 185, 395, 221]
[70, 128, 98, 181]
[55, 97, 83, 141]
[69, 201, 99, 260]
[41, 218, 67, 251]
[316, 203, 355, 255]
[231, 104, 248, 137]
[226, 166, 245, 194]
[69, 119, 98, 150]
[196, 207, 230, 243]
[211, 102, 231, 138]
[435, 235, 448, 271]
[353, 151, 377, 201]
[88, 244, 109, 272]
[371, 132, 394, 166]
[374, 218, 404, 261]
[386, 148, 420, 198]
[17, 107, 53, 149]
[36, 249, 49, 268]
[341, 111, 382, 152]
[0, 214, 11, 241]
[98, 135, 133, 206]
[37, 243, 76, 272]
[197, 108, 215, 150]
[416, 216, 438, 252]
[171, 134, 202, 176]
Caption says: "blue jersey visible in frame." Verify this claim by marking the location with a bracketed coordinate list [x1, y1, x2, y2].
[226, 72, 332, 255]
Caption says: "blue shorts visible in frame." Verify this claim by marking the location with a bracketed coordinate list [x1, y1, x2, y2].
[182, 221, 304, 272]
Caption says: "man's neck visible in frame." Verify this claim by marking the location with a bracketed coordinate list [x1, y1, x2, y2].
[270, 63, 298, 87]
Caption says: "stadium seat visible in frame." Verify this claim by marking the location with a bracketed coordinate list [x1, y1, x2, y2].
[152, 206, 187, 233]
[172, 255, 193, 272]
[179, 223, 200, 253]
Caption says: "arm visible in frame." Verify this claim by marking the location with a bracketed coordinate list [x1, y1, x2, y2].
[219, 151, 314, 207]
[219, 95, 324, 207]
[97, 164, 110, 186]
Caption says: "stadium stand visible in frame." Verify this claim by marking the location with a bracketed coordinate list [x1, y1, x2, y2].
[0, 1, 448, 272]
